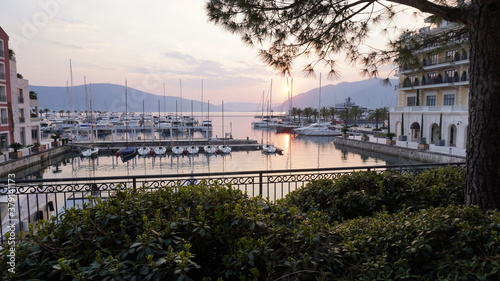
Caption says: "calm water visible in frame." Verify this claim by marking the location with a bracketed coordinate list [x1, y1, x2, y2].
[31, 113, 423, 179]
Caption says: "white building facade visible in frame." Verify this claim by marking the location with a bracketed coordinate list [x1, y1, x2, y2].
[389, 20, 469, 149]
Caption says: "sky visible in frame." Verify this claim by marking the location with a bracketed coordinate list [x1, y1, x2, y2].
[0, 0, 423, 105]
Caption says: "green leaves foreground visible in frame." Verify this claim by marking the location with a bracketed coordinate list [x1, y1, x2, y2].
[2, 167, 500, 280]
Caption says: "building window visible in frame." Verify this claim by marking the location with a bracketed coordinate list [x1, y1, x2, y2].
[427, 54, 438, 65]
[0, 85, 6, 102]
[0, 39, 4, 58]
[427, 72, 441, 84]
[18, 89, 24, 103]
[444, 94, 455, 105]
[426, 95, 436, 106]
[0, 63, 5, 81]
[445, 69, 458, 83]
[0, 108, 7, 124]
[407, 96, 416, 106]
[19, 108, 25, 123]
[445, 50, 458, 62]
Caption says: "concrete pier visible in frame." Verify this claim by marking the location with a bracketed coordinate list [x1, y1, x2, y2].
[333, 136, 465, 163]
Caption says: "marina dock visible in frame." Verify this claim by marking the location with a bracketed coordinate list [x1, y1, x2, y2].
[70, 138, 261, 153]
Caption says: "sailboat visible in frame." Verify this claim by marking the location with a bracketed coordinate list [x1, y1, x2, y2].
[261, 80, 279, 154]
[116, 80, 137, 160]
[171, 145, 185, 155]
[203, 144, 217, 154]
[218, 100, 231, 154]
[154, 146, 167, 155]
[155, 98, 167, 156]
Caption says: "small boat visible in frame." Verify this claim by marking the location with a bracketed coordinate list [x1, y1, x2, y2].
[203, 145, 217, 154]
[137, 146, 152, 156]
[171, 146, 185, 155]
[117, 147, 136, 158]
[154, 146, 167, 155]
[218, 145, 231, 154]
[80, 147, 99, 157]
[262, 144, 277, 154]
[186, 145, 199, 154]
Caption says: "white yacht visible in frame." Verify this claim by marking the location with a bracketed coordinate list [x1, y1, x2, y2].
[292, 123, 342, 136]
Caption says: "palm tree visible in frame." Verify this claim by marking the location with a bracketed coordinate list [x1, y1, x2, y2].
[350, 107, 364, 126]
[338, 108, 352, 126]
[320, 107, 329, 121]
[328, 107, 336, 121]
[303, 107, 313, 122]
[368, 107, 388, 130]
[290, 107, 299, 121]
[43, 108, 50, 118]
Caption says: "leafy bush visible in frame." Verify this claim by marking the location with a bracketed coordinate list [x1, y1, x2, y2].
[2, 167, 496, 281]
[336, 206, 500, 280]
[282, 166, 465, 223]
[0, 184, 337, 281]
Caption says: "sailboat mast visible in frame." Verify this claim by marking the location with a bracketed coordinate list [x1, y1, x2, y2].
[201, 80, 204, 120]
[318, 73, 322, 122]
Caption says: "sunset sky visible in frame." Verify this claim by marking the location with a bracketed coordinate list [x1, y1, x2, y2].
[1, 0, 423, 104]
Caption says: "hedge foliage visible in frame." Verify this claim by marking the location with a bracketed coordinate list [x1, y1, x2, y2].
[1, 166, 499, 280]
[281, 166, 466, 223]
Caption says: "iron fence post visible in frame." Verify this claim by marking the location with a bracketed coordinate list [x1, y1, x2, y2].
[259, 172, 263, 196]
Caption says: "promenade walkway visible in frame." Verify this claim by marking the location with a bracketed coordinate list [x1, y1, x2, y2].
[346, 131, 466, 158]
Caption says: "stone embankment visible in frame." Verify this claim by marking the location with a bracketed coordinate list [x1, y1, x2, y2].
[0, 146, 70, 177]
[333, 137, 465, 163]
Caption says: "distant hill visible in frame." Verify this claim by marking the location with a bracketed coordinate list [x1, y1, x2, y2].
[30, 83, 223, 113]
[30, 78, 398, 113]
[275, 78, 398, 111]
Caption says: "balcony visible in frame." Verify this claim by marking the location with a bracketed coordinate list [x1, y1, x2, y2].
[390, 105, 468, 113]
[400, 75, 469, 90]
[401, 53, 469, 74]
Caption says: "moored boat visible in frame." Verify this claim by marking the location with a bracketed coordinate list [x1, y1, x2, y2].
[171, 146, 185, 155]
[218, 145, 231, 154]
[137, 146, 152, 156]
[262, 144, 277, 154]
[292, 123, 341, 136]
[80, 147, 99, 157]
[154, 146, 167, 155]
[203, 145, 217, 154]
[186, 145, 199, 154]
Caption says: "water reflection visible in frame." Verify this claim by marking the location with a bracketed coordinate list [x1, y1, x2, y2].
[26, 114, 424, 179]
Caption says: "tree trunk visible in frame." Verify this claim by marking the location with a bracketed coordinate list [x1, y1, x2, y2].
[466, 0, 500, 210]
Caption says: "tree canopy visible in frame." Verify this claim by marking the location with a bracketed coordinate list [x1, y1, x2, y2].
[206, 0, 470, 78]
[206, 0, 500, 210]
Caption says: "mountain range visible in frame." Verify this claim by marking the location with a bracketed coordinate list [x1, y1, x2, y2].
[30, 78, 398, 113]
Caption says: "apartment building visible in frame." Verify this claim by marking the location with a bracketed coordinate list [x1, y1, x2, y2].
[0, 26, 40, 151]
[0, 27, 11, 152]
[389, 19, 469, 149]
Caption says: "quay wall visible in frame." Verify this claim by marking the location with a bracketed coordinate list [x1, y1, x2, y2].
[333, 137, 465, 163]
[0, 146, 70, 177]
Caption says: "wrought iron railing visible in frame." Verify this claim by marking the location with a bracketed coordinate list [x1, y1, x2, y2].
[0, 162, 465, 243]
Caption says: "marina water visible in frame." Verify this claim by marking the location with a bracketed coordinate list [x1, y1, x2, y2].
[31, 113, 423, 179]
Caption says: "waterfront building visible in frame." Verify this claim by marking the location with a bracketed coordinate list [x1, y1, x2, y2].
[0, 27, 12, 152]
[389, 19, 469, 149]
[0, 26, 40, 150]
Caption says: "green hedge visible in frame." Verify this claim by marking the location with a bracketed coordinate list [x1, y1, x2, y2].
[281, 166, 465, 223]
[1, 167, 499, 281]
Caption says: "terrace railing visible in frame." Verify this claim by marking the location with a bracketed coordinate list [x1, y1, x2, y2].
[0, 162, 465, 243]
